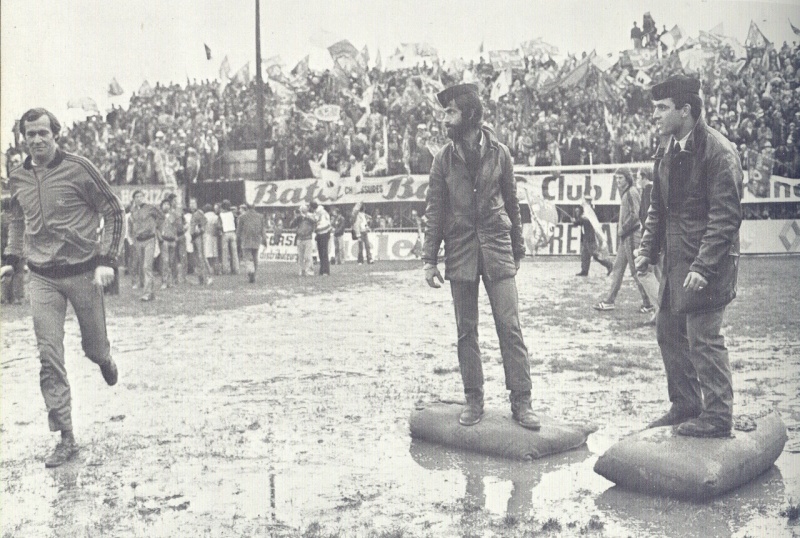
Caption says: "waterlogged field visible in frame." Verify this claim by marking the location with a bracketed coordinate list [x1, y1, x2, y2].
[1, 257, 798, 537]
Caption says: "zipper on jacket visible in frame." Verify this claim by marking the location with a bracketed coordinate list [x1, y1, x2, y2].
[31, 165, 51, 234]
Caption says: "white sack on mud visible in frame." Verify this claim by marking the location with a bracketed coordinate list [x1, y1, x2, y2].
[593, 411, 787, 500]
[409, 402, 597, 460]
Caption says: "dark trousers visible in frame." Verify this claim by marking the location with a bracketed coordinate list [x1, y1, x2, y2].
[656, 295, 733, 427]
[357, 232, 372, 263]
[450, 273, 532, 393]
[316, 232, 330, 275]
[580, 241, 613, 274]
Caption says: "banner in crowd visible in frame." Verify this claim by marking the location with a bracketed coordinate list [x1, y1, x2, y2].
[622, 48, 658, 70]
[244, 171, 800, 207]
[111, 185, 184, 207]
[488, 50, 525, 70]
[259, 220, 800, 262]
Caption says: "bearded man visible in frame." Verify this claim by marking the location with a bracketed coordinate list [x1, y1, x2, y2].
[422, 83, 539, 430]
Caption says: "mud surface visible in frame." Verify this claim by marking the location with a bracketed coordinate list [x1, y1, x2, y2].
[2, 257, 799, 537]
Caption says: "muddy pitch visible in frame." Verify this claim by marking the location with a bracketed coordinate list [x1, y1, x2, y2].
[2, 258, 798, 537]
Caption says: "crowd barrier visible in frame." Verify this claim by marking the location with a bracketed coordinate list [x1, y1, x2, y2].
[260, 219, 800, 262]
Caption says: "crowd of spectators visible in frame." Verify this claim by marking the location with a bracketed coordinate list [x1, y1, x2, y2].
[5, 22, 800, 184]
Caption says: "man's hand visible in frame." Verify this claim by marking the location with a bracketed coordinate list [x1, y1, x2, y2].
[424, 263, 444, 288]
[683, 271, 708, 292]
[93, 265, 115, 288]
[515, 258, 521, 271]
[634, 255, 650, 275]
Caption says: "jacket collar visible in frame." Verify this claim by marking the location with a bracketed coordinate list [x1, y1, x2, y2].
[451, 124, 500, 162]
[651, 115, 707, 160]
[23, 148, 65, 170]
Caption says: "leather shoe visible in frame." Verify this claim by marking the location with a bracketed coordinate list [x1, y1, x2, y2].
[45, 439, 78, 468]
[647, 406, 700, 429]
[100, 357, 118, 386]
[459, 390, 484, 426]
[676, 417, 732, 438]
[510, 391, 541, 430]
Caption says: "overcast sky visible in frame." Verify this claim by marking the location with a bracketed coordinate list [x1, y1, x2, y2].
[2, 0, 798, 148]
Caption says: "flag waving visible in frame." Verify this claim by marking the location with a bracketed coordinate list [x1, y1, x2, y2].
[204, 44, 212, 60]
[745, 21, 770, 48]
[490, 69, 512, 102]
[108, 78, 124, 96]
[790, 19, 800, 36]
[219, 56, 231, 80]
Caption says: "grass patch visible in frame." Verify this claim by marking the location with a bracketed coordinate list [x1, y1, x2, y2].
[433, 365, 459, 375]
[550, 357, 595, 373]
[541, 517, 562, 532]
[780, 499, 800, 522]
[302, 522, 341, 538]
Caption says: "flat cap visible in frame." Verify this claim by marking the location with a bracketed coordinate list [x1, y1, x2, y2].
[436, 83, 479, 107]
[651, 75, 701, 101]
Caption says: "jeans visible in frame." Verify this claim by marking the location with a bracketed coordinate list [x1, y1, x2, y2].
[221, 231, 240, 274]
[334, 235, 345, 265]
[357, 232, 372, 263]
[450, 271, 532, 393]
[603, 235, 650, 306]
[192, 236, 210, 284]
[656, 296, 733, 427]
[134, 238, 156, 296]
[297, 238, 314, 275]
[160, 239, 177, 287]
[29, 271, 112, 431]
[316, 232, 330, 274]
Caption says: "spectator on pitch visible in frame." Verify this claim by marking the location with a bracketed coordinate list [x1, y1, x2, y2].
[218, 199, 239, 275]
[309, 201, 332, 275]
[158, 197, 182, 289]
[352, 204, 373, 264]
[129, 190, 164, 301]
[422, 83, 539, 430]
[290, 203, 316, 277]
[3, 108, 122, 467]
[570, 205, 613, 276]
[203, 203, 220, 276]
[236, 203, 267, 283]
[636, 167, 661, 325]
[189, 198, 212, 285]
[331, 207, 347, 265]
[636, 75, 743, 438]
[594, 169, 653, 313]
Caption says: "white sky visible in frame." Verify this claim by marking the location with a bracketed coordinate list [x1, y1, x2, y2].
[2, 0, 798, 149]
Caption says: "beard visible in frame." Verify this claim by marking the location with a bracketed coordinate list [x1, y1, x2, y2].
[445, 121, 470, 141]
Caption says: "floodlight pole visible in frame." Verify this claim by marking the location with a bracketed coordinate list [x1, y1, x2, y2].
[255, 0, 266, 181]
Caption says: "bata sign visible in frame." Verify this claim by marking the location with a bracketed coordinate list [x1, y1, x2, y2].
[245, 172, 800, 207]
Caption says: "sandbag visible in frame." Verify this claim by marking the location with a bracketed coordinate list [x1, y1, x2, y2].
[594, 411, 787, 500]
[409, 402, 597, 461]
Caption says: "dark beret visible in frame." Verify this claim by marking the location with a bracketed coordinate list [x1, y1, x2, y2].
[651, 75, 701, 101]
[436, 83, 479, 107]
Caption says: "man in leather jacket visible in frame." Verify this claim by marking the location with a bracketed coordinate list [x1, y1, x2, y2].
[422, 83, 539, 430]
[636, 75, 743, 438]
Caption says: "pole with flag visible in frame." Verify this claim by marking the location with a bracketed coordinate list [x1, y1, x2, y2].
[255, 0, 265, 181]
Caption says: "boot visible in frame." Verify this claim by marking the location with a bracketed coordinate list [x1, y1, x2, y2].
[459, 389, 484, 426]
[646, 405, 700, 429]
[510, 391, 541, 430]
